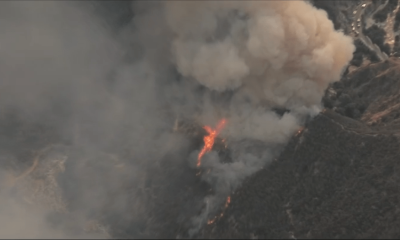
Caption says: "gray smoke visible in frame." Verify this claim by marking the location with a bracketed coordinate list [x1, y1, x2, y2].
[0, 1, 174, 238]
[163, 1, 354, 234]
[0, 0, 354, 238]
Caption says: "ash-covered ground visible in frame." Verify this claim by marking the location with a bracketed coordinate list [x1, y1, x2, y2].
[2, 0, 400, 239]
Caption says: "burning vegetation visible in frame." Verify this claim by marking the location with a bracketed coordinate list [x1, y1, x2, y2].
[197, 119, 227, 168]
[207, 195, 231, 225]
[0, 0, 357, 238]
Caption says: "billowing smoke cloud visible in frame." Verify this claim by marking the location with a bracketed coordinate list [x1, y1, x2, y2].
[0, 0, 354, 238]
[162, 0, 354, 234]
[166, 1, 354, 105]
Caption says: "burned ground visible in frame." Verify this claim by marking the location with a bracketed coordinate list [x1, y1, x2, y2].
[201, 110, 400, 238]
[3, 2, 400, 239]
[200, 58, 400, 239]
[4, 60, 400, 239]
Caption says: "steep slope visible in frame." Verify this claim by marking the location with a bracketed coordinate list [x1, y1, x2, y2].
[200, 58, 400, 239]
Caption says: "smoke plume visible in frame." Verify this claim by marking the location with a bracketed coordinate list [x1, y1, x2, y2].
[0, 0, 354, 238]
[162, 0, 354, 234]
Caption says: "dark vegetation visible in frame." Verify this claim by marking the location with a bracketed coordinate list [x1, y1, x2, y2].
[324, 58, 400, 123]
[11, 59, 400, 239]
[350, 39, 381, 67]
[312, 0, 361, 32]
[394, 5, 400, 30]
[363, 25, 391, 55]
[394, 35, 400, 57]
[374, 0, 398, 22]
[5, 1, 400, 239]
[312, 0, 344, 30]
[201, 58, 400, 238]
[312, 0, 385, 66]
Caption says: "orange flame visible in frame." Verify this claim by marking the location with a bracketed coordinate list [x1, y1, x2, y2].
[207, 195, 231, 225]
[207, 217, 217, 225]
[295, 126, 305, 137]
[225, 196, 231, 208]
[197, 118, 227, 168]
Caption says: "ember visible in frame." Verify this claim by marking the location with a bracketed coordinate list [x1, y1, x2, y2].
[207, 218, 216, 225]
[197, 119, 227, 167]
[295, 127, 305, 137]
[207, 195, 231, 225]
[225, 196, 231, 208]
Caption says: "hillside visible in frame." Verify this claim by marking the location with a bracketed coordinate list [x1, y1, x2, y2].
[200, 58, 400, 238]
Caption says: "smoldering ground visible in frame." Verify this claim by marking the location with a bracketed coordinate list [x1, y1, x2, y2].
[0, 0, 354, 238]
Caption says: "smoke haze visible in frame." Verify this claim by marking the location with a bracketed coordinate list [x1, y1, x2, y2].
[0, 0, 354, 238]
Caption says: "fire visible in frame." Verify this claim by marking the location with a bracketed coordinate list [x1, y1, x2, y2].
[295, 126, 305, 137]
[225, 196, 231, 208]
[207, 217, 217, 225]
[207, 195, 231, 225]
[197, 118, 227, 168]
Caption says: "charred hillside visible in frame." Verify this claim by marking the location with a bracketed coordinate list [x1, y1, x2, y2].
[200, 58, 400, 238]
[3, 1, 400, 239]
